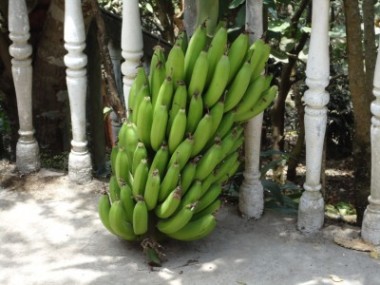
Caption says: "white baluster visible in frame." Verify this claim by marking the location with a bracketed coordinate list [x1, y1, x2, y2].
[297, 0, 330, 233]
[8, 0, 40, 174]
[64, 0, 92, 184]
[121, 0, 144, 112]
[361, 39, 380, 245]
[238, 0, 264, 219]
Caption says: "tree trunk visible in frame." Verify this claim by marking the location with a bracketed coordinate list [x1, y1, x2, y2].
[343, 0, 372, 224]
[362, 0, 376, 98]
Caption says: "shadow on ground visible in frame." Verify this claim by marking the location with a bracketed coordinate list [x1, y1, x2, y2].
[0, 162, 379, 285]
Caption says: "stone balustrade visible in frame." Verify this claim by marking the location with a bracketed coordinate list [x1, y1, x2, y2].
[6, 0, 380, 246]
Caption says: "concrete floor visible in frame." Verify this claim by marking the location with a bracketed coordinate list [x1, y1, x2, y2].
[0, 167, 379, 285]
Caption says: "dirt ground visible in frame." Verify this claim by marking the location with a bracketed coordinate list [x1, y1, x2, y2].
[1, 160, 379, 285]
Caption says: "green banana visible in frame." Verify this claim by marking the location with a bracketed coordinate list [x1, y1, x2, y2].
[166, 44, 185, 86]
[132, 142, 148, 175]
[157, 204, 195, 234]
[159, 162, 181, 202]
[120, 184, 135, 222]
[227, 133, 244, 155]
[155, 186, 182, 219]
[250, 40, 271, 81]
[110, 146, 118, 175]
[154, 76, 174, 111]
[192, 200, 221, 221]
[181, 180, 202, 206]
[224, 60, 253, 112]
[132, 84, 149, 124]
[175, 30, 188, 54]
[115, 148, 130, 187]
[180, 159, 197, 194]
[194, 142, 223, 180]
[128, 66, 148, 112]
[109, 175, 121, 202]
[136, 96, 153, 147]
[166, 214, 216, 241]
[184, 24, 207, 82]
[206, 26, 228, 84]
[203, 54, 230, 108]
[109, 200, 138, 241]
[228, 32, 249, 83]
[168, 136, 194, 170]
[191, 113, 213, 156]
[168, 108, 187, 154]
[214, 110, 235, 139]
[132, 199, 149, 235]
[220, 127, 244, 158]
[234, 75, 267, 117]
[149, 45, 166, 86]
[122, 122, 139, 164]
[188, 51, 209, 97]
[195, 183, 222, 213]
[168, 81, 188, 131]
[234, 85, 278, 122]
[144, 169, 161, 211]
[150, 60, 166, 108]
[186, 92, 204, 134]
[219, 159, 240, 184]
[215, 153, 241, 184]
[150, 104, 169, 151]
[149, 144, 169, 179]
[132, 158, 149, 198]
[209, 100, 225, 138]
[200, 171, 217, 195]
[98, 194, 115, 234]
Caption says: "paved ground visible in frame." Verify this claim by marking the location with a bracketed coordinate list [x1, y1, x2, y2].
[1, 166, 379, 285]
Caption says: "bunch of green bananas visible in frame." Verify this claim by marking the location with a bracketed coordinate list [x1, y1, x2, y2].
[98, 24, 277, 245]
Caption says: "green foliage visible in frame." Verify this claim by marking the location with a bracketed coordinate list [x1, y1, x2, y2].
[260, 149, 301, 213]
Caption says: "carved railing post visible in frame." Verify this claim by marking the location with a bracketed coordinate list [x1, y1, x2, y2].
[238, 0, 264, 219]
[121, 0, 144, 112]
[64, 0, 92, 183]
[361, 39, 380, 245]
[8, 0, 40, 174]
[297, 0, 330, 233]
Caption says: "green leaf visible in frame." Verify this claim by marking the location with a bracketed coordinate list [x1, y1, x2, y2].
[228, 0, 245, 9]
[262, 179, 284, 205]
[234, 5, 246, 28]
[268, 20, 290, 33]
[260, 158, 284, 177]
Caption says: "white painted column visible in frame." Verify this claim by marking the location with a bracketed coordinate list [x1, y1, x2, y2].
[121, 0, 144, 111]
[297, 0, 330, 233]
[8, 0, 40, 174]
[361, 39, 380, 245]
[64, 0, 92, 184]
[238, 0, 264, 219]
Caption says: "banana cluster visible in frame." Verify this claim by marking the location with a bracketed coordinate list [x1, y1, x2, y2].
[98, 25, 276, 243]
